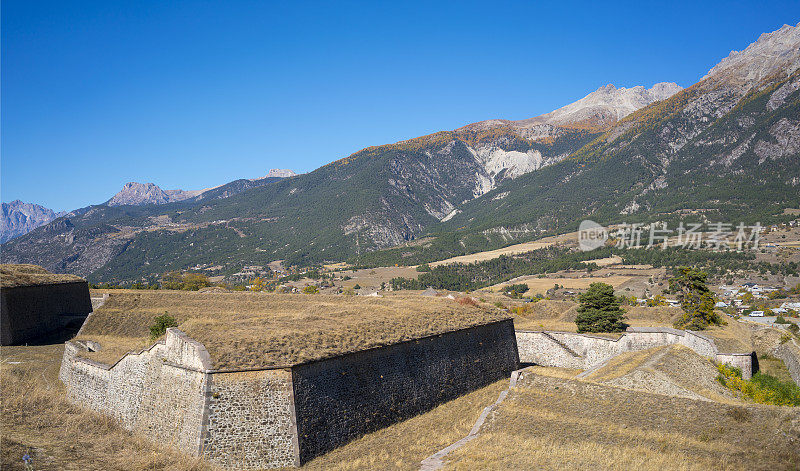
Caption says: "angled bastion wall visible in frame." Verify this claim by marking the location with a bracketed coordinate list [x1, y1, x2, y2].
[60, 329, 211, 454]
[291, 319, 519, 463]
[516, 327, 755, 379]
[61, 319, 520, 469]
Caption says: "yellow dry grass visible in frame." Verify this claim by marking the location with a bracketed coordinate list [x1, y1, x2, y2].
[584, 346, 668, 382]
[427, 232, 581, 268]
[583, 345, 740, 403]
[0, 264, 84, 288]
[586, 255, 623, 266]
[76, 290, 509, 369]
[444, 373, 800, 470]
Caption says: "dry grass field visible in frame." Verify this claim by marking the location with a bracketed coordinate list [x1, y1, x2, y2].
[583, 345, 740, 402]
[75, 290, 508, 369]
[334, 266, 420, 290]
[444, 372, 800, 470]
[488, 275, 635, 295]
[427, 231, 580, 267]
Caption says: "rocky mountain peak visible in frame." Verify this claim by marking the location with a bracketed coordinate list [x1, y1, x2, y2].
[537, 81, 683, 125]
[703, 22, 800, 85]
[461, 82, 682, 133]
[262, 169, 297, 179]
[107, 182, 193, 207]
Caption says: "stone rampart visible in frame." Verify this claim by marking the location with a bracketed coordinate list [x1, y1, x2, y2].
[60, 329, 209, 453]
[516, 326, 755, 379]
[292, 319, 519, 462]
[2, 281, 92, 345]
[61, 320, 519, 469]
[774, 338, 800, 386]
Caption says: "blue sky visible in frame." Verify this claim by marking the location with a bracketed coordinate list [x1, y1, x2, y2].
[3, 1, 798, 211]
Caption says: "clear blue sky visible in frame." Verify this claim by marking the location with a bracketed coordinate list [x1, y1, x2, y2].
[3, 1, 798, 211]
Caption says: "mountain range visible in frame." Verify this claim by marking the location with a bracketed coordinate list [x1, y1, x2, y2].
[0, 201, 65, 243]
[2, 22, 799, 282]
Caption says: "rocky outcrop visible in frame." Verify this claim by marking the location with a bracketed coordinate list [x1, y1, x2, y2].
[106, 182, 198, 207]
[704, 22, 800, 86]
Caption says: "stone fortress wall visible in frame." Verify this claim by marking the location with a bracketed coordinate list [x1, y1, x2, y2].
[60, 329, 211, 454]
[60, 319, 519, 469]
[774, 337, 800, 386]
[1, 280, 93, 345]
[516, 326, 756, 379]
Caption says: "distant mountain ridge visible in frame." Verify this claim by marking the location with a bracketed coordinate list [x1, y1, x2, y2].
[1, 200, 65, 243]
[106, 169, 299, 207]
[462, 82, 683, 133]
[3, 22, 799, 281]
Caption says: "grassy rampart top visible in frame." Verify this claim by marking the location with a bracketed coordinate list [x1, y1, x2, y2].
[0, 264, 84, 288]
[75, 290, 509, 369]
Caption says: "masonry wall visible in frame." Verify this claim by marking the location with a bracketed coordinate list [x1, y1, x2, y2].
[291, 319, 519, 463]
[1, 281, 92, 345]
[60, 329, 209, 453]
[62, 321, 519, 469]
[203, 369, 299, 469]
[774, 338, 800, 386]
[516, 327, 755, 379]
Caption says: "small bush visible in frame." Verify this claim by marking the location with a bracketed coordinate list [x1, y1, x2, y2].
[416, 264, 431, 272]
[788, 323, 799, 338]
[149, 313, 178, 340]
[302, 285, 319, 294]
[725, 407, 751, 423]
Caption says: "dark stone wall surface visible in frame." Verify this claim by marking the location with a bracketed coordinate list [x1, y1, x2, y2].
[1, 281, 92, 345]
[291, 319, 519, 463]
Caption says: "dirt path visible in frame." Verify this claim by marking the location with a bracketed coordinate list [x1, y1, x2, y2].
[419, 368, 527, 471]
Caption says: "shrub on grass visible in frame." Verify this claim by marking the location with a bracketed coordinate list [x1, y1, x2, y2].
[150, 313, 178, 340]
